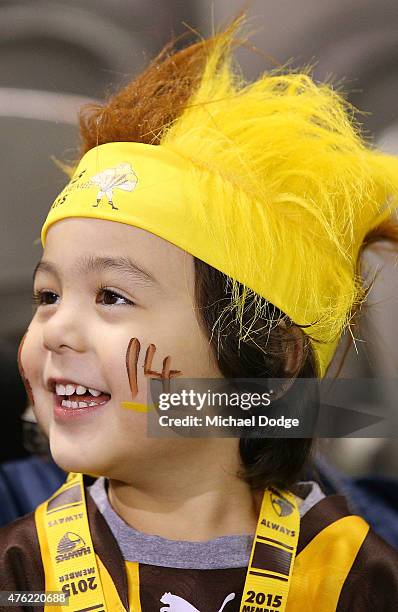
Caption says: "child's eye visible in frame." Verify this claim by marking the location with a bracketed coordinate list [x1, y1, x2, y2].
[96, 287, 135, 306]
[32, 289, 59, 306]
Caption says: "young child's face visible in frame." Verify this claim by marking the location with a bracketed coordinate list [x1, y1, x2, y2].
[20, 218, 223, 478]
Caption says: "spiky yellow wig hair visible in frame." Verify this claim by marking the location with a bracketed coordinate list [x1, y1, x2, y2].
[42, 23, 398, 377]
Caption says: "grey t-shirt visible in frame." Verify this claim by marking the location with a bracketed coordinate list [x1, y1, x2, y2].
[88, 477, 324, 570]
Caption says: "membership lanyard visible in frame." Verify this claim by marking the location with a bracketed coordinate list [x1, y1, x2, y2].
[35, 472, 300, 612]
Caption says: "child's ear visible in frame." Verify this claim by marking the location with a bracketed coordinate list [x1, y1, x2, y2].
[280, 321, 305, 376]
[263, 322, 305, 402]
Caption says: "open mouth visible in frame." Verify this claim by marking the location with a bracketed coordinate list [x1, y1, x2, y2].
[53, 381, 111, 409]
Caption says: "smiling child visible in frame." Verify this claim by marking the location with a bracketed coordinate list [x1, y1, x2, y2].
[1, 20, 398, 612]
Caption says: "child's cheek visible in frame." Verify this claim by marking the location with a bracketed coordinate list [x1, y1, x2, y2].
[17, 330, 35, 406]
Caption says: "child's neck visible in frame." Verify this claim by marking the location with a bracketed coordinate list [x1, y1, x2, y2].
[106, 457, 263, 542]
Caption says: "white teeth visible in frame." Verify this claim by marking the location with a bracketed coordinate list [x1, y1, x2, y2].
[61, 399, 90, 408]
[60, 398, 107, 409]
[56, 383, 66, 396]
[65, 384, 75, 395]
[55, 381, 105, 398]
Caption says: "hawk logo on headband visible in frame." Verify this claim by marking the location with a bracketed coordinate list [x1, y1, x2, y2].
[90, 162, 138, 210]
[50, 162, 138, 211]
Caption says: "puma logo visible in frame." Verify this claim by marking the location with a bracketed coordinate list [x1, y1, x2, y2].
[160, 591, 235, 612]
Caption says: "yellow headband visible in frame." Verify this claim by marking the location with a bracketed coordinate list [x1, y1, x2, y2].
[41, 30, 398, 378]
[41, 140, 393, 378]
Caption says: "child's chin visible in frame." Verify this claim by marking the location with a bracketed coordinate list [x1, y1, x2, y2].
[49, 443, 106, 477]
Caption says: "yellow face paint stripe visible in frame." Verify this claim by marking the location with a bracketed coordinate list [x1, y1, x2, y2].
[121, 401, 156, 413]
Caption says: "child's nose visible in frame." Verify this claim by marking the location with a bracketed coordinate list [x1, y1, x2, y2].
[42, 302, 87, 354]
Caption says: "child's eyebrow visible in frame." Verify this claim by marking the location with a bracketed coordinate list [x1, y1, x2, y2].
[33, 255, 160, 289]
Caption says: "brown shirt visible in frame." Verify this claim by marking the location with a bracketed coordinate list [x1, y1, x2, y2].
[1, 476, 398, 611]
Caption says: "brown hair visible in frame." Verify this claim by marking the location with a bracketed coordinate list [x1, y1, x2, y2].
[78, 33, 398, 492]
[79, 35, 211, 152]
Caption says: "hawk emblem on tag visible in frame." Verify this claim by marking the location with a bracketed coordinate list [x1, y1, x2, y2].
[270, 489, 294, 517]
